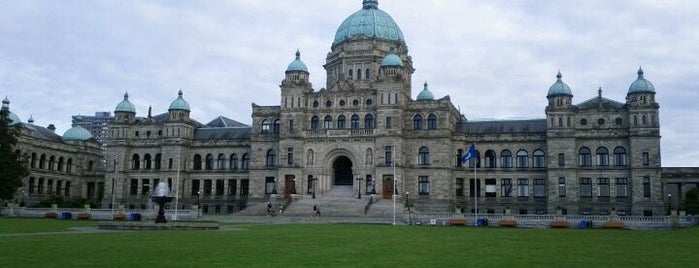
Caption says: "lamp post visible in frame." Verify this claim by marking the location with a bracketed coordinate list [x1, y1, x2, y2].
[406, 191, 410, 212]
[197, 190, 201, 206]
[668, 193, 672, 216]
[292, 178, 297, 194]
[173, 155, 181, 220]
[356, 177, 363, 199]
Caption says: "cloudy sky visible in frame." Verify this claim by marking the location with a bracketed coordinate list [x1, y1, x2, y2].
[1, 0, 697, 166]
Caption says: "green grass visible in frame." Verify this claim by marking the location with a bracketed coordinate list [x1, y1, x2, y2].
[0, 218, 695, 267]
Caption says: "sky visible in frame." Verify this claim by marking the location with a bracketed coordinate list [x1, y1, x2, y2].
[1, 0, 697, 167]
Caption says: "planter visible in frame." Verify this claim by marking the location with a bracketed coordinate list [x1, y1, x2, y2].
[550, 221, 570, 228]
[44, 212, 58, 219]
[498, 219, 517, 227]
[112, 213, 126, 221]
[77, 213, 91, 220]
[603, 221, 625, 229]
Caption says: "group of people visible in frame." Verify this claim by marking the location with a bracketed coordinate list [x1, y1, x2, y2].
[266, 203, 321, 217]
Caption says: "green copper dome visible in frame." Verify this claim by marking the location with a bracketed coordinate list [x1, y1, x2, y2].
[169, 90, 190, 111]
[381, 50, 403, 67]
[334, 0, 404, 45]
[416, 82, 435, 100]
[115, 92, 136, 113]
[628, 67, 655, 94]
[547, 71, 573, 97]
[2, 96, 21, 125]
[63, 125, 93, 141]
[286, 50, 309, 73]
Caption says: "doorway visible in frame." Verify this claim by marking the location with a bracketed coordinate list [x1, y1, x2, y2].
[383, 175, 394, 199]
[333, 156, 353, 185]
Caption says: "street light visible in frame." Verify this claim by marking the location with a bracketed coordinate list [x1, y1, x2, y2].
[668, 193, 672, 215]
[356, 177, 363, 199]
[197, 190, 201, 206]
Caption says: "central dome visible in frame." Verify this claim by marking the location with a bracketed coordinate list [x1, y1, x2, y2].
[333, 0, 404, 45]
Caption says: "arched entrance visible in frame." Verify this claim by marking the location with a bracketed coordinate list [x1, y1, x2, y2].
[333, 156, 353, 185]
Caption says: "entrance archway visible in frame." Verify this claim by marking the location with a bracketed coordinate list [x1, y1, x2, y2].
[333, 156, 353, 185]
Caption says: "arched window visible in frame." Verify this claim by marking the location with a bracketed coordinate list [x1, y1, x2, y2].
[310, 116, 319, 131]
[217, 154, 226, 170]
[39, 154, 46, 169]
[427, 114, 437, 129]
[48, 156, 55, 170]
[193, 154, 202, 170]
[357, 68, 361, 80]
[413, 114, 423, 130]
[241, 154, 250, 170]
[337, 115, 346, 129]
[533, 150, 545, 168]
[351, 114, 360, 129]
[348, 69, 353, 80]
[579, 147, 591, 166]
[485, 150, 497, 168]
[364, 114, 374, 129]
[273, 120, 280, 136]
[31, 152, 37, 168]
[230, 154, 238, 170]
[261, 119, 270, 134]
[516, 150, 528, 168]
[66, 158, 72, 173]
[468, 150, 481, 168]
[501, 150, 512, 168]
[456, 149, 463, 167]
[144, 154, 152, 170]
[614, 147, 627, 166]
[365, 68, 370, 80]
[418, 147, 430, 165]
[57, 157, 64, 172]
[132, 154, 140, 170]
[324, 115, 333, 129]
[205, 154, 214, 170]
[596, 147, 609, 166]
[266, 150, 276, 167]
[155, 154, 162, 170]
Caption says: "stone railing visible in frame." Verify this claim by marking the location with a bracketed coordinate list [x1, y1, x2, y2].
[305, 128, 374, 137]
[1, 204, 198, 220]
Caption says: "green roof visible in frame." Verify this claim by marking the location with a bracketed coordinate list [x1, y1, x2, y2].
[547, 71, 573, 97]
[169, 90, 190, 111]
[628, 67, 655, 94]
[334, 0, 404, 45]
[115, 92, 136, 113]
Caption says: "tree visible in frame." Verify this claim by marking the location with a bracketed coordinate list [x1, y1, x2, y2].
[0, 106, 29, 201]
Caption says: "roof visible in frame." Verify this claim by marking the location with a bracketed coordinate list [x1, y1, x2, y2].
[286, 50, 309, 73]
[168, 90, 190, 111]
[63, 125, 93, 140]
[115, 92, 136, 113]
[459, 119, 547, 134]
[547, 71, 573, 97]
[381, 51, 404, 67]
[206, 116, 250, 128]
[21, 123, 65, 143]
[193, 127, 251, 141]
[334, 0, 404, 45]
[576, 96, 625, 110]
[628, 67, 655, 94]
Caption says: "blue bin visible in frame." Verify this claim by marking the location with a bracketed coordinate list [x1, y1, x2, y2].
[130, 213, 141, 221]
[477, 218, 483, 227]
[60, 212, 72, 220]
[579, 220, 587, 228]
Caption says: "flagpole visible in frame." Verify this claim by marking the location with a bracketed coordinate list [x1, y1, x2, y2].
[474, 144, 478, 226]
[392, 145, 396, 225]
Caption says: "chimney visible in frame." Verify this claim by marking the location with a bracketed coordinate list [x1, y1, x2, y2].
[47, 124, 56, 132]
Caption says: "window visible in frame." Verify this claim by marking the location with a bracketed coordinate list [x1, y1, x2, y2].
[242, 154, 250, 170]
[427, 114, 437, 129]
[261, 120, 270, 134]
[132, 154, 140, 170]
[216, 180, 224, 196]
[580, 178, 592, 197]
[558, 153, 565, 167]
[29, 177, 35, 193]
[385, 116, 392, 128]
[413, 114, 423, 130]
[642, 152, 650, 166]
[273, 120, 280, 136]
[337, 115, 346, 129]
[230, 154, 238, 170]
[598, 118, 605, 125]
[517, 179, 529, 197]
[580, 118, 587, 125]
[130, 179, 138, 195]
[64, 181, 71, 196]
[418, 147, 430, 165]
[643, 177, 651, 197]
[288, 119, 294, 132]
[366, 99, 373, 105]
[203, 180, 212, 195]
[31, 153, 36, 168]
[48, 156, 55, 170]
[310, 116, 319, 131]
[266, 150, 276, 167]
[534, 179, 546, 197]
[597, 178, 609, 197]
[324, 115, 333, 129]
[351, 114, 360, 129]
[469, 179, 481, 197]
[385, 146, 393, 167]
[326, 100, 332, 107]
[501, 150, 512, 168]
[38, 178, 44, 194]
[143, 154, 152, 170]
[533, 150, 545, 168]
[265, 177, 276, 194]
[579, 147, 591, 166]
[348, 69, 353, 80]
[364, 114, 374, 129]
[228, 179, 237, 196]
[456, 178, 465, 197]
[339, 100, 346, 106]
[193, 154, 202, 170]
[205, 154, 214, 170]
[240, 179, 249, 196]
[353, 99, 359, 106]
[558, 177, 566, 197]
[485, 150, 496, 168]
[485, 179, 496, 197]
[468, 150, 480, 168]
[154, 154, 161, 170]
[596, 147, 609, 166]
[418, 176, 430, 195]
[217, 154, 226, 170]
[501, 179, 512, 197]
[614, 147, 627, 166]
[66, 159, 72, 173]
[191, 180, 200, 196]
[356, 69, 361, 80]
[365, 68, 370, 80]
[615, 178, 628, 198]
[287, 148, 294, 166]
[516, 150, 528, 168]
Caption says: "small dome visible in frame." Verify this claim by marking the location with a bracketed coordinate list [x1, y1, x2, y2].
[628, 67, 655, 94]
[381, 50, 403, 67]
[547, 71, 573, 97]
[334, 0, 405, 45]
[2, 96, 21, 125]
[115, 92, 136, 113]
[286, 50, 309, 73]
[416, 82, 435, 100]
[63, 125, 93, 141]
[169, 90, 190, 111]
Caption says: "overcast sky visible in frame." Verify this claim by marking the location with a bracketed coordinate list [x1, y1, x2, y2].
[1, 0, 697, 167]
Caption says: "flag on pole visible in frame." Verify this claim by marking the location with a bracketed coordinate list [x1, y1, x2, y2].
[461, 143, 476, 164]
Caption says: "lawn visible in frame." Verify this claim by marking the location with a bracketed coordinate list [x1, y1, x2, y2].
[0, 218, 695, 267]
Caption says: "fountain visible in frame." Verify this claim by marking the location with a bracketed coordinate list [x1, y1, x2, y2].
[151, 182, 174, 223]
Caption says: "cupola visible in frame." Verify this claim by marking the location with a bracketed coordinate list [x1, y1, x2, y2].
[416, 82, 435, 101]
[63, 125, 93, 141]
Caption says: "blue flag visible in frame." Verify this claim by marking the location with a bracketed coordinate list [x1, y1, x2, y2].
[461, 143, 476, 164]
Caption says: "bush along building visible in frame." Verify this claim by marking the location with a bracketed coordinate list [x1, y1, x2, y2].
[100, 0, 668, 216]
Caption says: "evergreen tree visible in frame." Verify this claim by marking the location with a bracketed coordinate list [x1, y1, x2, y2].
[0, 105, 28, 201]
